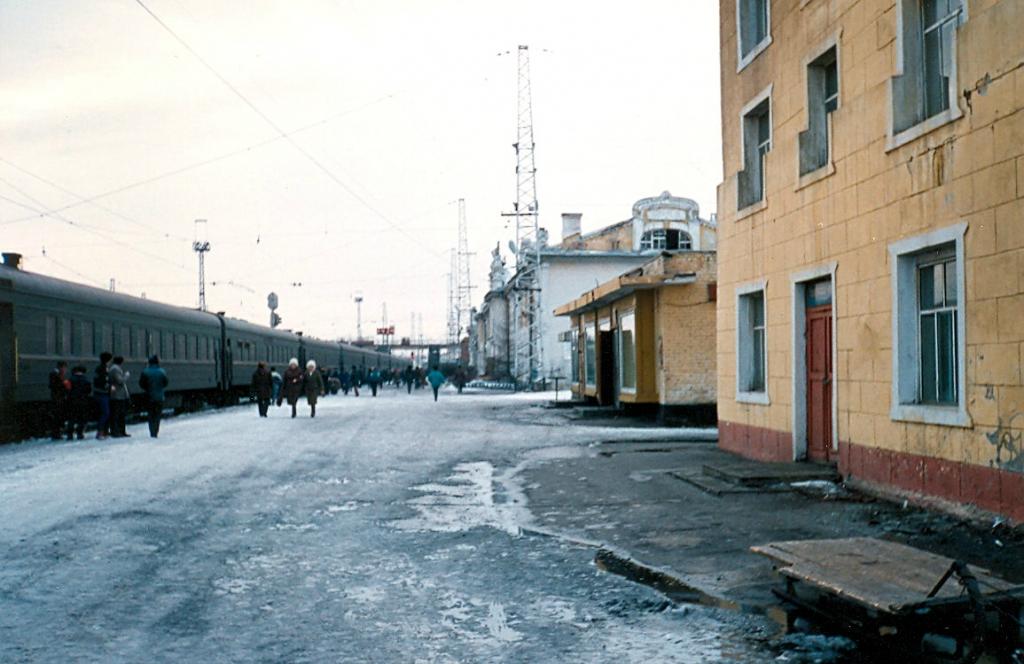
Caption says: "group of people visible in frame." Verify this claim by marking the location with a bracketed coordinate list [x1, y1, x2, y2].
[250, 358, 325, 418]
[48, 352, 169, 441]
[248, 360, 453, 416]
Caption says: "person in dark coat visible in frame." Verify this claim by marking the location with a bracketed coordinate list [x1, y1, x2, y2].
[139, 355, 168, 438]
[453, 366, 467, 394]
[303, 360, 325, 417]
[251, 362, 273, 417]
[283, 358, 304, 418]
[108, 356, 131, 438]
[368, 367, 381, 397]
[402, 366, 414, 394]
[66, 365, 91, 440]
[93, 352, 112, 439]
[340, 368, 351, 395]
[48, 360, 70, 440]
[350, 365, 362, 397]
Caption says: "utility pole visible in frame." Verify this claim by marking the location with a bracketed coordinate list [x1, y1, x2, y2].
[455, 198, 474, 341]
[501, 45, 543, 389]
[353, 293, 364, 342]
[193, 219, 211, 311]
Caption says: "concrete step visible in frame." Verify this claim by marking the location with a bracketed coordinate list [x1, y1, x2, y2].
[670, 470, 788, 496]
[702, 460, 839, 488]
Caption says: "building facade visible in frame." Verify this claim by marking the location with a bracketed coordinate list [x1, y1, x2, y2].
[716, 0, 1024, 521]
[507, 192, 718, 386]
[555, 252, 718, 423]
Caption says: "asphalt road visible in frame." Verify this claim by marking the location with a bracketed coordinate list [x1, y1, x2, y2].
[0, 388, 774, 663]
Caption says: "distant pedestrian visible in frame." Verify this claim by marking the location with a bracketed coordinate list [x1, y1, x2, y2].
[251, 362, 272, 417]
[427, 366, 445, 402]
[304, 360, 325, 417]
[139, 356, 168, 438]
[66, 365, 91, 440]
[93, 352, 112, 439]
[48, 360, 70, 440]
[283, 358, 304, 418]
[340, 368, 352, 395]
[108, 356, 131, 438]
[270, 366, 283, 406]
[368, 367, 381, 397]
[403, 366, 414, 394]
[453, 366, 467, 395]
[351, 365, 362, 397]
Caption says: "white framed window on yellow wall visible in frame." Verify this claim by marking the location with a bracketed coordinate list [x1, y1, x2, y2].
[618, 311, 637, 392]
[584, 322, 597, 387]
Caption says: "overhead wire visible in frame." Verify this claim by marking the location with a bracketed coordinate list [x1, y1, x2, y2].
[132, 0, 447, 258]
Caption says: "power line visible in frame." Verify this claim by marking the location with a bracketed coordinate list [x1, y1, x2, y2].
[0, 94, 395, 227]
[133, 0, 444, 255]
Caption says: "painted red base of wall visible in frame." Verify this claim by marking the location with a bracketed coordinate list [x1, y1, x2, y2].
[718, 420, 792, 463]
[718, 421, 1024, 522]
[839, 440, 1024, 524]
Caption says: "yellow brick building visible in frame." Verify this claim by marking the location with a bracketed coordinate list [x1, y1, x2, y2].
[716, 0, 1024, 520]
[555, 252, 718, 424]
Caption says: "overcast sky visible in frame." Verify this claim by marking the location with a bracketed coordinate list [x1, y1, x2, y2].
[1, 0, 721, 341]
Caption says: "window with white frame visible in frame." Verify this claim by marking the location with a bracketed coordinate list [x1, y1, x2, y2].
[737, 288, 767, 396]
[584, 322, 597, 387]
[639, 229, 693, 251]
[799, 45, 838, 176]
[737, 0, 770, 68]
[889, 224, 968, 426]
[890, 0, 964, 141]
[570, 329, 580, 383]
[738, 94, 771, 210]
[619, 311, 637, 392]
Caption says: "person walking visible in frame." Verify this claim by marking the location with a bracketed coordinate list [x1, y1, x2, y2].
[108, 356, 131, 437]
[93, 352, 112, 439]
[270, 366, 283, 406]
[453, 366, 467, 395]
[283, 358, 304, 418]
[340, 367, 351, 396]
[303, 359, 325, 417]
[139, 356, 168, 438]
[351, 365, 362, 397]
[66, 365, 91, 441]
[251, 362, 272, 417]
[403, 366, 414, 394]
[427, 366, 445, 402]
[368, 367, 381, 397]
[48, 360, 70, 440]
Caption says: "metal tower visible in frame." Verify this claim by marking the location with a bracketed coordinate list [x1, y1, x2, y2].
[502, 45, 543, 389]
[455, 198, 474, 340]
[192, 219, 211, 311]
[446, 249, 459, 343]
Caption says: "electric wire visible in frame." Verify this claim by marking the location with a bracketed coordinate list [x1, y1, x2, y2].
[133, 0, 446, 258]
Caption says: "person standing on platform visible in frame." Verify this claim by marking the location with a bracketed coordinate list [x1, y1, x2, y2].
[108, 356, 131, 437]
[270, 366, 283, 406]
[283, 358, 304, 418]
[351, 365, 362, 397]
[66, 365, 91, 440]
[139, 356, 168, 438]
[48, 360, 70, 440]
[251, 362, 272, 417]
[427, 366, 445, 402]
[303, 360, 325, 417]
[368, 366, 381, 397]
[93, 352, 112, 439]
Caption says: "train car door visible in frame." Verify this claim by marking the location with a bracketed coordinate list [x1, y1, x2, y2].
[0, 303, 15, 436]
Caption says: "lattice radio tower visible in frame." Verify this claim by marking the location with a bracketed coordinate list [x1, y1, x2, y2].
[446, 248, 459, 343]
[192, 219, 211, 311]
[455, 198, 474, 341]
[501, 45, 542, 388]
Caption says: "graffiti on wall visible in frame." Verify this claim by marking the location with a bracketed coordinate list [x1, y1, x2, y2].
[986, 412, 1024, 472]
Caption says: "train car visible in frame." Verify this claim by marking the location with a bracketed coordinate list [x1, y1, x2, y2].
[300, 335, 342, 374]
[220, 317, 300, 400]
[0, 254, 222, 437]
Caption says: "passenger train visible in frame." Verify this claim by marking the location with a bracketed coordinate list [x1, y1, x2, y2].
[0, 253, 406, 440]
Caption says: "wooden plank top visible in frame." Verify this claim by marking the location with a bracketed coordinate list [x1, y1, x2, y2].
[751, 537, 1018, 613]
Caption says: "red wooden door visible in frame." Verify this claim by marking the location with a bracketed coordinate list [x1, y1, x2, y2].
[806, 305, 833, 462]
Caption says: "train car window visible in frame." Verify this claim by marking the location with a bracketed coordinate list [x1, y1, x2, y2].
[100, 324, 113, 356]
[80, 321, 94, 357]
[117, 326, 128, 357]
[187, 335, 196, 360]
[135, 328, 145, 359]
[45, 316, 56, 355]
[60, 318, 71, 356]
[175, 334, 185, 360]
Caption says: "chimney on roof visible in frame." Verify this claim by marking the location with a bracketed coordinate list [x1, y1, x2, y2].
[2, 253, 22, 270]
[560, 213, 582, 249]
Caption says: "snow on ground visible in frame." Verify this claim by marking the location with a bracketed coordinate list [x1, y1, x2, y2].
[0, 388, 772, 662]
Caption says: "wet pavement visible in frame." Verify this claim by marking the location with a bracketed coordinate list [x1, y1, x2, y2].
[0, 389, 776, 663]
